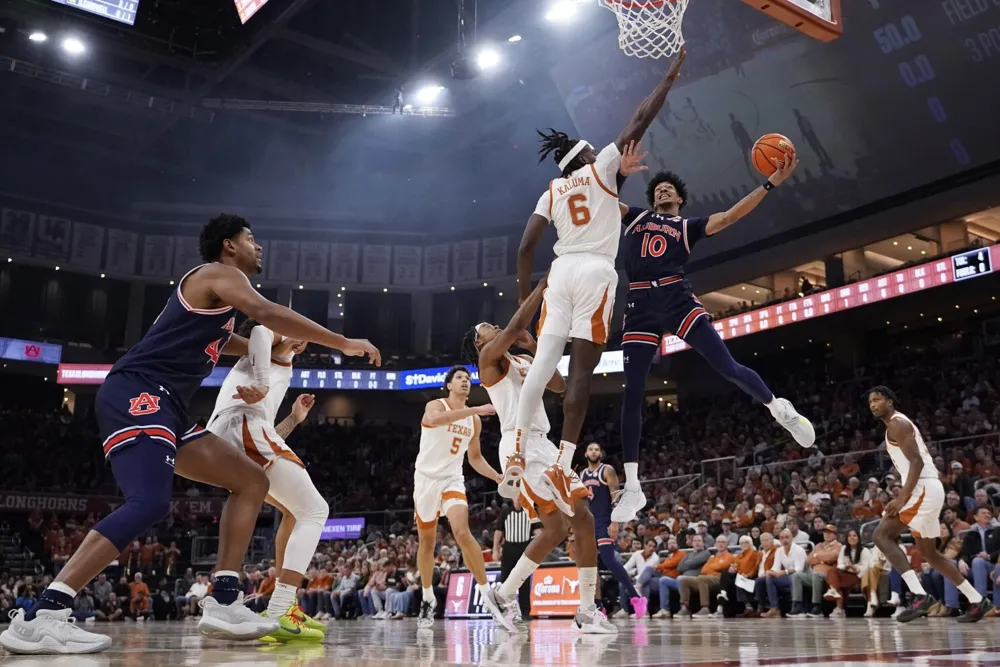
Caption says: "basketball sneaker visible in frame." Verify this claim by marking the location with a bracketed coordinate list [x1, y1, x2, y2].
[896, 594, 934, 623]
[540, 465, 578, 516]
[288, 604, 326, 632]
[957, 598, 994, 623]
[490, 591, 526, 633]
[611, 487, 647, 522]
[417, 599, 436, 629]
[768, 398, 815, 448]
[498, 453, 525, 500]
[574, 605, 618, 634]
[259, 610, 324, 643]
[0, 608, 112, 655]
[198, 593, 280, 641]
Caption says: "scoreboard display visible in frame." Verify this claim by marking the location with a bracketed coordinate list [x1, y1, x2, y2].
[51, 0, 139, 26]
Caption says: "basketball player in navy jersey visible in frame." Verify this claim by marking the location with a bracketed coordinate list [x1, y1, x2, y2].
[581, 443, 644, 618]
[1, 215, 379, 655]
[611, 153, 815, 522]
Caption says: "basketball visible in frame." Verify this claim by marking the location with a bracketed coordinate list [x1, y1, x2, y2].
[751, 133, 796, 177]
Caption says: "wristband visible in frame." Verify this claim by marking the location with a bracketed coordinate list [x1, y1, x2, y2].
[763, 180, 775, 191]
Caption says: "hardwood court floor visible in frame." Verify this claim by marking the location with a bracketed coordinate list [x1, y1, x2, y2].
[3, 616, 1000, 666]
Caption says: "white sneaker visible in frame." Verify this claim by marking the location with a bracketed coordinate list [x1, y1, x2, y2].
[498, 453, 525, 500]
[198, 593, 279, 641]
[888, 592, 901, 607]
[864, 605, 876, 618]
[891, 606, 905, 619]
[482, 587, 518, 632]
[769, 398, 815, 448]
[830, 608, 845, 618]
[612, 608, 629, 619]
[417, 600, 436, 629]
[574, 606, 618, 635]
[393, 611, 405, 620]
[652, 609, 671, 619]
[611, 488, 647, 522]
[0, 608, 112, 655]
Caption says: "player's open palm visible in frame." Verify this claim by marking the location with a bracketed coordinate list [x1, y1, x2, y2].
[292, 394, 315, 423]
[768, 153, 800, 187]
[234, 384, 269, 404]
[343, 337, 382, 366]
[620, 140, 649, 176]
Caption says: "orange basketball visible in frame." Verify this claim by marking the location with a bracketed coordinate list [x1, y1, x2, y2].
[751, 133, 796, 177]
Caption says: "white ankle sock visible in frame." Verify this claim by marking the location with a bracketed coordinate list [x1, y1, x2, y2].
[559, 441, 577, 472]
[422, 587, 435, 605]
[49, 581, 77, 597]
[624, 463, 640, 491]
[958, 580, 983, 604]
[901, 570, 926, 596]
[499, 556, 540, 599]
[578, 567, 597, 611]
[266, 582, 297, 619]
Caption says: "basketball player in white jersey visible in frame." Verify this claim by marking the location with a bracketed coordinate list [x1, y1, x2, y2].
[513, 49, 686, 516]
[413, 367, 511, 630]
[207, 319, 329, 642]
[868, 385, 992, 623]
[462, 279, 617, 634]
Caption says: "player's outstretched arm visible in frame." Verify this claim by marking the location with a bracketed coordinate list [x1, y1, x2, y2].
[468, 415, 503, 484]
[615, 48, 686, 151]
[275, 394, 315, 439]
[705, 155, 798, 236]
[421, 400, 496, 428]
[882, 419, 922, 518]
[207, 264, 381, 366]
[479, 278, 547, 370]
[516, 215, 548, 303]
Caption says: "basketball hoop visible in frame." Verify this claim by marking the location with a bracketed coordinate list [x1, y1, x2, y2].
[599, 0, 689, 59]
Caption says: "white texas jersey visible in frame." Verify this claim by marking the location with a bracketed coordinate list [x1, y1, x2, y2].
[885, 412, 937, 481]
[482, 354, 550, 437]
[416, 399, 475, 479]
[533, 142, 623, 260]
[210, 329, 293, 424]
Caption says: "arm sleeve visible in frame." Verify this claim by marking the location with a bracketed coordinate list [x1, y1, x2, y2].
[248, 326, 274, 386]
[595, 142, 623, 189]
[533, 189, 552, 222]
[683, 216, 710, 250]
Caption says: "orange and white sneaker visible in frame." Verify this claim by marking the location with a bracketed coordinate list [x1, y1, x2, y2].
[541, 465, 578, 516]
[499, 453, 525, 500]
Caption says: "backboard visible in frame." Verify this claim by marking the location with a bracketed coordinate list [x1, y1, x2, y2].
[738, 0, 843, 42]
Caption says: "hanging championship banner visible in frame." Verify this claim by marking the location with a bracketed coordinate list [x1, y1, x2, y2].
[329, 243, 360, 284]
[392, 246, 422, 286]
[34, 216, 72, 261]
[299, 242, 330, 283]
[268, 240, 300, 283]
[362, 244, 391, 284]
[0, 209, 35, 256]
[452, 240, 479, 283]
[69, 222, 105, 269]
[104, 229, 139, 276]
[423, 243, 449, 286]
[481, 236, 509, 279]
[142, 235, 175, 278]
[172, 237, 201, 277]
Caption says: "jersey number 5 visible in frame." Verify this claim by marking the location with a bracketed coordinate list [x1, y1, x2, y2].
[450, 437, 462, 455]
[568, 194, 591, 226]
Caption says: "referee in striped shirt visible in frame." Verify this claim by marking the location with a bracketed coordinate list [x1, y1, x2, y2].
[493, 497, 535, 614]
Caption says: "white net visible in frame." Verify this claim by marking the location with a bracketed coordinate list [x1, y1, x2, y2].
[599, 0, 689, 59]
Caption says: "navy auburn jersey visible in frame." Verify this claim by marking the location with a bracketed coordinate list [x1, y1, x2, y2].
[581, 464, 613, 519]
[110, 265, 235, 410]
[620, 207, 709, 283]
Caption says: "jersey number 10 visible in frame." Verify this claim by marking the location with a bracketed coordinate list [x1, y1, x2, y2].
[568, 194, 591, 226]
[640, 233, 667, 258]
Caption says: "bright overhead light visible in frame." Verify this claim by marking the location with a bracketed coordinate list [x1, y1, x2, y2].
[29, 32, 47, 43]
[508, 35, 522, 43]
[476, 47, 501, 71]
[61, 37, 86, 55]
[403, 104, 413, 110]
[546, 1, 580, 23]
[415, 85, 445, 104]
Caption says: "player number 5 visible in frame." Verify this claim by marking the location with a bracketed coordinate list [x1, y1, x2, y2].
[450, 437, 462, 455]
[568, 194, 591, 226]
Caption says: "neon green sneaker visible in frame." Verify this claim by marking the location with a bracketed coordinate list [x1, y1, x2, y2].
[289, 604, 326, 633]
[259, 611, 324, 643]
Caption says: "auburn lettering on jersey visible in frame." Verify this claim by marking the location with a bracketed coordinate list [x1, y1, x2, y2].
[620, 207, 709, 284]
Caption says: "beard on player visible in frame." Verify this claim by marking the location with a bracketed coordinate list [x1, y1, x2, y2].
[585, 442, 603, 464]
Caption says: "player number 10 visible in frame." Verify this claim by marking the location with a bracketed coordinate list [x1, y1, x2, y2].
[568, 194, 591, 226]
[640, 233, 667, 258]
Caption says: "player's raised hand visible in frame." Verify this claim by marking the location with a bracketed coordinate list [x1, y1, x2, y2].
[767, 153, 799, 187]
[292, 393, 316, 423]
[474, 404, 497, 417]
[514, 330, 535, 349]
[289, 339, 308, 355]
[619, 140, 649, 176]
[667, 47, 686, 80]
[342, 337, 382, 367]
[234, 384, 269, 404]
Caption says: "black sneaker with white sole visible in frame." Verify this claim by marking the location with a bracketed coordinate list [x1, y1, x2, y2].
[957, 597, 993, 623]
[896, 594, 934, 623]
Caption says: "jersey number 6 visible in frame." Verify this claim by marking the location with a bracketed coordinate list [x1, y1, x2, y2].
[450, 437, 462, 455]
[568, 194, 591, 227]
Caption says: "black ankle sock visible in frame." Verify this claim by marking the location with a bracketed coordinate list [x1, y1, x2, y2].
[25, 588, 73, 621]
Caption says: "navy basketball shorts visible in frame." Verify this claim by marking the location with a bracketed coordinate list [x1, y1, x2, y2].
[621, 284, 710, 345]
[96, 371, 209, 462]
[594, 514, 614, 548]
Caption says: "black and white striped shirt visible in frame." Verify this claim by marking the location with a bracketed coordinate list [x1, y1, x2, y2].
[496, 505, 533, 544]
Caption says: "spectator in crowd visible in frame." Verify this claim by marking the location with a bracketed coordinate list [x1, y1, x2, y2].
[719, 519, 739, 548]
[129, 572, 151, 621]
[384, 560, 408, 619]
[304, 566, 334, 620]
[861, 546, 902, 618]
[94, 592, 124, 622]
[823, 529, 870, 617]
[92, 573, 112, 608]
[955, 506, 1000, 605]
[71, 588, 96, 622]
[763, 529, 807, 617]
[628, 539, 662, 602]
[660, 533, 711, 618]
[179, 573, 210, 618]
[787, 518, 810, 547]
[946, 461, 976, 510]
[792, 524, 841, 617]
[647, 536, 684, 619]
[151, 577, 176, 621]
[164, 541, 182, 577]
[678, 535, 736, 618]
[716, 534, 762, 617]
[332, 564, 359, 619]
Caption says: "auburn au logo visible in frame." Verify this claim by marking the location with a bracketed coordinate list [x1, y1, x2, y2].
[128, 392, 161, 416]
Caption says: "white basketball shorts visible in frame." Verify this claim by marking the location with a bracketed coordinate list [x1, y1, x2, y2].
[897, 478, 945, 539]
[207, 412, 303, 470]
[413, 470, 467, 530]
[538, 253, 618, 345]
